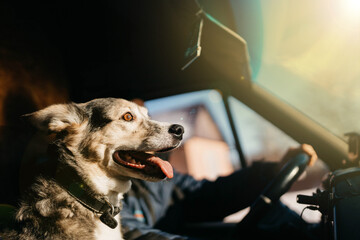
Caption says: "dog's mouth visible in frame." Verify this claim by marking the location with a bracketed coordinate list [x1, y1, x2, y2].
[113, 150, 173, 179]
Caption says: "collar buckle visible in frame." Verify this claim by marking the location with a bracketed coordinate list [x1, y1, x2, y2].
[102, 197, 115, 215]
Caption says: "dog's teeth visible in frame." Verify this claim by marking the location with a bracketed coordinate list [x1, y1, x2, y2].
[122, 153, 143, 165]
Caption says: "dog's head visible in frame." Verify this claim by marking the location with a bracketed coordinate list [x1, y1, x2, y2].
[26, 98, 183, 192]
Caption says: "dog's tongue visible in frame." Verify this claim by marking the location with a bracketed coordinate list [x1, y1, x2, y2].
[148, 155, 173, 179]
[115, 151, 174, 179]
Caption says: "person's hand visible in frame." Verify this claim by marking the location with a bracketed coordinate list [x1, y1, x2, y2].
[279, 144, 318, 170]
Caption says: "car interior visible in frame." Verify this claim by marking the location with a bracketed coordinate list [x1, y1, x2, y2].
[1, 0, 360, 239]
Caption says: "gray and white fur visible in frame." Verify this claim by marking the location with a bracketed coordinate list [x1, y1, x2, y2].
[1, 98, 183, 240]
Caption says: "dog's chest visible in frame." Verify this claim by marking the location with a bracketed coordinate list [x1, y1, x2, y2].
[94, 215, 122, 240]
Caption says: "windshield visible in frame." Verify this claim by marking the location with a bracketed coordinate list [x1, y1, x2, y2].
[231, 0, 360, 141]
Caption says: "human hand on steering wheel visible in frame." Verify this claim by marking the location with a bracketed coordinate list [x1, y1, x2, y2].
[237, 143, 318, 233]
[278, 144, 318, 172]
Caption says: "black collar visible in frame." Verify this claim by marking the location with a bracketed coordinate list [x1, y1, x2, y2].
[54, 164, 121, 229]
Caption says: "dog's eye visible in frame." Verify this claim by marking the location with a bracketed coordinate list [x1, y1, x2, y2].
[122, 112, 134, 121]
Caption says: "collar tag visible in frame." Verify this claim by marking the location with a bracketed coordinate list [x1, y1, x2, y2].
[100, 207, 119, 229]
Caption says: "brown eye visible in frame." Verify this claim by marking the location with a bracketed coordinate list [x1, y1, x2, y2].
[122, 112, 134, 121]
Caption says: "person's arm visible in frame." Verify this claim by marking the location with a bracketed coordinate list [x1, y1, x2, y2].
[179, 161, 280, 222]
[121, 200, 190, 240]
[179, 144, 318, 222]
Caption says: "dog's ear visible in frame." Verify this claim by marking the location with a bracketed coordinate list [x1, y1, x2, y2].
[23, 103, 84, 133]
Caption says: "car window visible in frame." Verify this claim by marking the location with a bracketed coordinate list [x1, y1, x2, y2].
[231, 0, 360, 141]
[228, 96, 298, 164]
[145, 90, 240, 180]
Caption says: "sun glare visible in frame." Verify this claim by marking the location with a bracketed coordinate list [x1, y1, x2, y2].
[340, 0, 360, 23]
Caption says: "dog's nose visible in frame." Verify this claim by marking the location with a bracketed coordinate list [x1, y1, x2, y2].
[168, 124, 184, 140]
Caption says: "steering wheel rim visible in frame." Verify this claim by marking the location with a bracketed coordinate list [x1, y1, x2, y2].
[237, 153, 310, 229]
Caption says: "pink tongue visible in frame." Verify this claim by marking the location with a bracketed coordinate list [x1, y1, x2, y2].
[149, 156, 174, 179]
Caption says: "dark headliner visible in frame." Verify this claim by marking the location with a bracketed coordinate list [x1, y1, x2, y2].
[0, 0, 250, 102]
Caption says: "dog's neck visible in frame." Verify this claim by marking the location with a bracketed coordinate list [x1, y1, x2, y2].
[49, 142, 131, 202]
[54, 162, 128, 229]
[81, 163, 132, 199]
[48, 142, 133, 229]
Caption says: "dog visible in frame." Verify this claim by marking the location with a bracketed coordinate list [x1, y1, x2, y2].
[1, 97, 184, 240]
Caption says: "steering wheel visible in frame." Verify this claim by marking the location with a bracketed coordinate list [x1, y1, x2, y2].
[237, 153, 310, 230]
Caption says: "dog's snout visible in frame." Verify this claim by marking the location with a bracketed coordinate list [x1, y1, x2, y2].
[168, 124, 184, 140]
